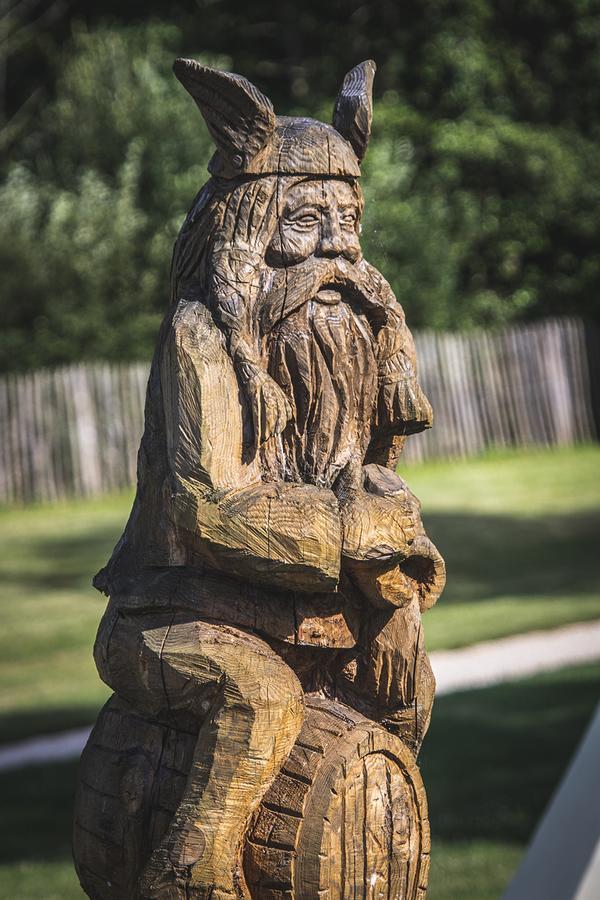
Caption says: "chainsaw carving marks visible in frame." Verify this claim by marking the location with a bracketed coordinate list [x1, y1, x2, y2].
[73, 57, 445, 900]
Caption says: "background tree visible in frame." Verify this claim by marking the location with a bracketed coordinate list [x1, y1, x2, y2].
[1, 0, 599, 371]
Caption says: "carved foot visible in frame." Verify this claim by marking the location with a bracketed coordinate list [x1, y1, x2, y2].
[141, 872, 239, 900]
[140, 848, 248, 900]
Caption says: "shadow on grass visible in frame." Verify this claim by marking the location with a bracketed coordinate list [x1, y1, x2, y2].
[0, 706, 102, 746]
[1, 664, 598, 865]
[420, 662, 600, 844]
[0, 760, 78, 863]
[1, 523, 122, 593]
[423, 509, 600, 604]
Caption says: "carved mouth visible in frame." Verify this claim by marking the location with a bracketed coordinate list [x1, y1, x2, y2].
[315, 284, 343, 304]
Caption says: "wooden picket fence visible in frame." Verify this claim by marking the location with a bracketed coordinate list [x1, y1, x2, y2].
[0, 318, 597, 504]
[402, 317, 597, 463]
[0, 363, 148, 504]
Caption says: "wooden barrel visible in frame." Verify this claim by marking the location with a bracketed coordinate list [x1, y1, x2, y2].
[74, 695, 429, 900]
[73, 695, 199, 899]
[245, 696, 429, 899]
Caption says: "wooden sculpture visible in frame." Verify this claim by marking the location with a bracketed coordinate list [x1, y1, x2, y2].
[73, 58, 446, 900]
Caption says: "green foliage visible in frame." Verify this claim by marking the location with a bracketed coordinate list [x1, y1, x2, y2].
[361, 100, 600, 329]
[0, 24, 214, 370]
[0, 155, 154, 367]
[1, 6, 600, 369]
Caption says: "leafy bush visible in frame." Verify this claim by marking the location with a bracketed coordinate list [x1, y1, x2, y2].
[361, 100, 600, 330]
[1, 13, 599, 370]
[0, 24, 214, 370]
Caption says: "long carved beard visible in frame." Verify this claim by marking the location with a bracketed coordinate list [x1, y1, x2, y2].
[259, 258, 383, 488]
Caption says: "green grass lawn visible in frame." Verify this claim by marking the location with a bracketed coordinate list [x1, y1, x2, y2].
[404, 445, 600, 650]
[0, 662, 597, 900]
[0, 494, 124, 743]
[0, 445, 599, 744]
[422, 662, 600, 898]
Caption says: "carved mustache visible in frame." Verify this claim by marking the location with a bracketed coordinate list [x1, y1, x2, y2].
[258, 257, 385, 335]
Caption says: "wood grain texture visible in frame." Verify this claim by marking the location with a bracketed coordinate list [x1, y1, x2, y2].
[75, 57, 445, 899]
[74, 696, 429, 900]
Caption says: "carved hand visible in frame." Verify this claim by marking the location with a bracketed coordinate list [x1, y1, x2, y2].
[246, 368, 292, 445]
[337, 464, 445, 610]
[351, 601, 425, 713]
[376, 372, 433, 433]
[336, 462, 421, 565]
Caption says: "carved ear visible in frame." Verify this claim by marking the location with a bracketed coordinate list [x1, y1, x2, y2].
[173, 58, 275, 172]
[332, 60, 376, 162]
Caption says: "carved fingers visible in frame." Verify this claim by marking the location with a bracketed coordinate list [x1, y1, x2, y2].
[340, 491, 419, 563]
[359, 603, 425, 712]
[339, 464, 445, 611]
[247, 369, 292, 445]
[377, 372, 434, 434]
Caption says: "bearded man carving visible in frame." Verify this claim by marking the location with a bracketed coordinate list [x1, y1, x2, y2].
[77, 59, 445, 900]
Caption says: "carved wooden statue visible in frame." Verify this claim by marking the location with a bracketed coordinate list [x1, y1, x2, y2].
[73, 58, 445, 900]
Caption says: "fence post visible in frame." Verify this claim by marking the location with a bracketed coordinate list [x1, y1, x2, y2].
[0, 318, 597, 503]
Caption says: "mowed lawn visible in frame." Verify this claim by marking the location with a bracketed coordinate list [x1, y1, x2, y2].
[0, 446, 598, 898]
[405, 445, 600, 650]
[0, 663, 598, 899]
[0, 446, 599, 745]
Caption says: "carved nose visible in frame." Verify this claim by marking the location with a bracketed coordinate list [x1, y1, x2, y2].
[319, 235, 345, 257]
[318, 217, 345, 257]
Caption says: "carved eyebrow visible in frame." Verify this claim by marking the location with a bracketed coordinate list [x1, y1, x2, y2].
[284, 203, 323, 216]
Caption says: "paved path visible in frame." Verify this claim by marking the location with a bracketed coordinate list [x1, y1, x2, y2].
[0, 725, 92, 771]
[434, 618, 600, 695]
[1, 619, 599, 772]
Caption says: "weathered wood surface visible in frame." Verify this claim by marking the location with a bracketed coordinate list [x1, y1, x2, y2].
[74, 695, 429, 900]
[245, 696, 430, 899]
[2, 317, 597, 503]
[73, 58, 446, 898]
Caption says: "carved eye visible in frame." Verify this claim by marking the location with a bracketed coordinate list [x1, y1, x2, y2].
[287, 213, 319, 230]
[340, 210, 358, 229]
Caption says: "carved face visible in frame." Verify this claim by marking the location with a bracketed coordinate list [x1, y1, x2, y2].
[267, 180, 362, 267]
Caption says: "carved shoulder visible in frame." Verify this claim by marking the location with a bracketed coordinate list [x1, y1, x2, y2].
[160, 298, 260, 492]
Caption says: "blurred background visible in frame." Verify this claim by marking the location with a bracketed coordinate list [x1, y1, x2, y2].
[1, 1, 599, 898]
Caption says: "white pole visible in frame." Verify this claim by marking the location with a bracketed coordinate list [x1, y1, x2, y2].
[503, 704, 600, 900]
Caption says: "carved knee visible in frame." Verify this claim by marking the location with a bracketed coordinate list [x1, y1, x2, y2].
[176, 620, 305, 731]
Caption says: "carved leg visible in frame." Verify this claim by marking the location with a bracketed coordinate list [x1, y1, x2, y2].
[336, 601, 436, 755]
[95, 606, 305, 899]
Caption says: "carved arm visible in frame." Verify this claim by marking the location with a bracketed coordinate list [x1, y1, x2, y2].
[161, 297, 342, 592]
